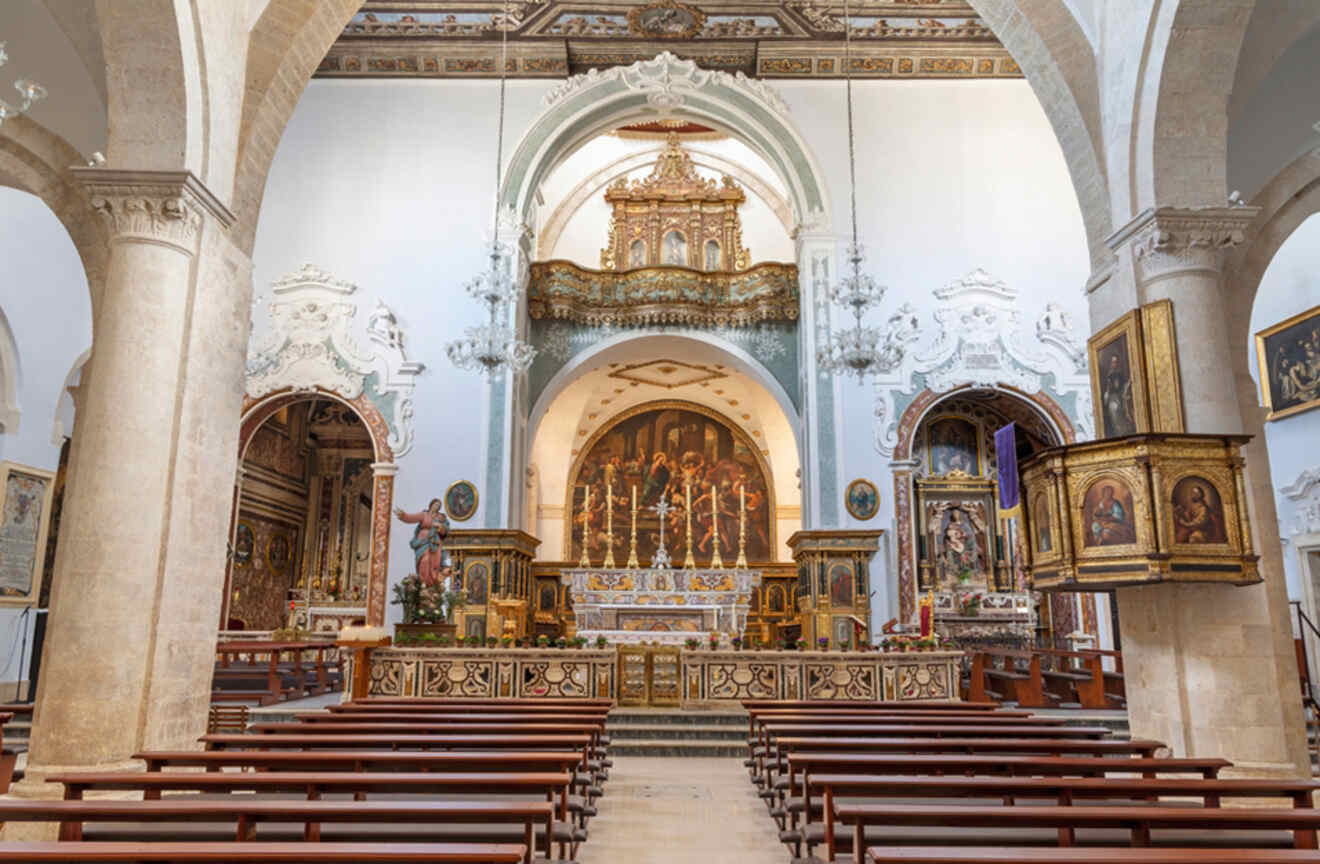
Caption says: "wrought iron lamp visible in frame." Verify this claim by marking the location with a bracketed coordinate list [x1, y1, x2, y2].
[446, 1, 536, 376]
[0, 43, 47, 128]
[814, 0, 915, 380]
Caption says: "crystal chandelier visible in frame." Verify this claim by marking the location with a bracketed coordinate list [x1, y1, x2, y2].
[814, 0, 911, 380]
[0, 43, 47, 128]
[445, 0, 536, 376]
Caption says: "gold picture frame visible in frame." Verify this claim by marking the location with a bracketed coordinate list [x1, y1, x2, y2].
[444, 480, 479, 523]
[845, 478, 879, 520]
[1088, 309, 1150, 438]
[1139, 299, 1185, 433]
[0, 461, 56, 606]
[1255, 303, 1320, 422]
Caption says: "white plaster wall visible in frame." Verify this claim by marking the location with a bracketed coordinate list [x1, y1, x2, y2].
[252, 79, 554, 628]
[0, 186, 94, 690]
[1247, 213, 1320, 602]
[776, 79, 1092, 628]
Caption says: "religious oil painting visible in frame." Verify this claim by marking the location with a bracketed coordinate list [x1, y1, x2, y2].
[925, 499, 991, 589]
[767, 583, 786, 613]
[568, 402, 773, 566]
[1032, 493, 1053, 554]
[828, 561, 855, 607]
[466, 561, 489, 605]
[234, 522, 255, 567]
[1089, 310, 1149, 438]
[538, 579, 558, 612]
[0, 463, 54, 604]
[266, 533, 291, 575]
[1082, 478, 1137, 547]
[464, 616, 486, 641]
[845, 478, 879, 520]
[1256, 303, 1320, 421]
[1171, 476, 1228, 544]
[445, 480, 478, 522]
[927, 417, 980, 476]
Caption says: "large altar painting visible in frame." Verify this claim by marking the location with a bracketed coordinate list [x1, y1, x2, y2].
[568, 404, 773, 564]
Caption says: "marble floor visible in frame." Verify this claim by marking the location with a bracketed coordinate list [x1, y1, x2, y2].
[580, 756, 786, 864]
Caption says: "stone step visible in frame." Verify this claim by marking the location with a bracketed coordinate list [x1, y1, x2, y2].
[607, 738, 747, 758]
[606, 723, 747, 741]
[607, 709, 747, 727]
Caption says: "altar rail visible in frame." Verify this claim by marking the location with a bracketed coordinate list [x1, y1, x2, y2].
[359, 646, 960, 705]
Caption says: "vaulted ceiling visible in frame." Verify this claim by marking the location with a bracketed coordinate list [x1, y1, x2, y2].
[317, 0, 1023, 79]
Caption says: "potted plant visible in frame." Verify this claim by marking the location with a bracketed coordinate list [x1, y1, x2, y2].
[501, 635, 514, 648]
[486, 635, 498, 649]
[776, 638, 787, 651]
[536, 635, 550, 648]
[556, 636, 568, 649]
[795, 638, 807, 651]
[466, 635, 481, 648]
[391, 575, 463, 643]
[595, 635, 608, 649]
[731, 636, 743, 651]
[817, 636, 830, 651]
[684, 637, 700, 650]
[708, 633, 720, 651]
[749, 636, 761, 651]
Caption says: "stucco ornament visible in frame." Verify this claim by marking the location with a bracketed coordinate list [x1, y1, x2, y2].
[872, 268, 1093, 455]
[246, 264, 425, 456]
[1281, 468, 1320, 536]
[541, 50, 791, 118]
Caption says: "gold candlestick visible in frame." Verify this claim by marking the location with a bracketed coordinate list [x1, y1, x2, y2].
[577, 485, 591, 568]
[683, 482, 696, 569]
[710, 484, 724, 569]
[626, 485, 640, 569]
[604, 481, 617, 568]
[736, 483, 748, 569]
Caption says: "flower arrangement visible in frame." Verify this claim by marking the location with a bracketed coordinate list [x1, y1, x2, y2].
[556, 636, 568, 649]
[573, 636, 588, 649]
[731, 636, 743, 650]
[537, 635, 550, 648]
[391, 575, 466, 624]
[685, 637, 700, 650]
[466, 635, 481, 647]
[795, 638, 807, 651]
[956, 591, 984, 617]
[817, 636, 830, 651]
[708, 633, 720, 650]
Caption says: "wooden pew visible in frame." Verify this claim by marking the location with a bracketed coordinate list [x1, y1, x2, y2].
[214, 642, 340, 705]
[0, 841, 527, 862]
[1034, 648, 1119, 709]
[865, 848, 1320, 864]
[0, 800, 554, 864]
[967, 651, 1050, 708]
[835, 804, 1320, 862]
[134, 750, 583, 777]
[0, 710, 15, 794]
[806, 775, 1320, 859]
[199, 733, 593, 767]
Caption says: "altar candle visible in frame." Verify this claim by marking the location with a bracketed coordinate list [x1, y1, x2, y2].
[740, 484, 745, 515]
[712, 485, 718, 536]
[632, 485, 637, 511]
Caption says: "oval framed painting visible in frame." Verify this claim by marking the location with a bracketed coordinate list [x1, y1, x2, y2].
[233, 522, 255, 567]
[445, 480, 479, 522]
[845, 478, 879, 520]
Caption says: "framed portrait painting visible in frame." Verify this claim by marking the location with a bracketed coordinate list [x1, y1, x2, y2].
[1088, 310, 1150, 439]
[1256, 303, 1320, 421]
[845, 479, 879, 520]
[0, 461, 56, 606]
[445, 480, 479, 522]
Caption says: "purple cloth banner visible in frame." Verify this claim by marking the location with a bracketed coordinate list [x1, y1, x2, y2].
[995, 423, 1020, 512]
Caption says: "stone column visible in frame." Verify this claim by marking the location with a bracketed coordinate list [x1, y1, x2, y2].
[367, 461, 398, 626]
[794, 223, 844, 529]
[1103, 207, 1309, 777]
[14, 170, 249, 791]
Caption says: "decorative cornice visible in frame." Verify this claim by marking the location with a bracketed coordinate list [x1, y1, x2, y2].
[1104, 206, 1260, 277]
[1281, 467, 1320, 500]
[542, 50, 791, 117]
[71, 169, 234, 253]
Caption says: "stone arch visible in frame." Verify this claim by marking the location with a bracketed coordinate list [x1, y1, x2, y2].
[500, 53, 831, 232]
[224, 388, 396, 627]
[969, 0, 1112, 274]
[891, 384, 1075, 622]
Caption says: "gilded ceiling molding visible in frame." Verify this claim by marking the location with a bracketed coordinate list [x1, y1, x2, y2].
[245, 264, 425, 457]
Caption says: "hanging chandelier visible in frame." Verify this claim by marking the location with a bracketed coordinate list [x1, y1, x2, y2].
[446, 1, 537, 376]
[0, 43, 47, 128]
[814, 0, 911, 380]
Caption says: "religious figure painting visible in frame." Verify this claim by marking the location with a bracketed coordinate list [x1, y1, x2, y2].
[266, 533, 291, 575]
[445, 480, 478, 522]
[1082, 479, 1137, 547]
[629, 239, 646, 269]
[0, 465, 53, 601]
[767, 584, 785, 613]
[1032, 493, 1053, 554]
[395, 498, 450, 586]
[927, 417, 980, 476]
[1171, 476, 1228, 544]
[538, 579, 558, 612]
[1088, 310, 1149, 438]
[465, 616, 486, 641]
[1256, 304, 1320, 421]
[845, 478, 879, 520]
[828, 561, 855, 607]
[568, 403, 773, 565]
[466, 562, 489, 605]
[234, 522, 255, 567]
[663, 230, 687, 266]
[926, 499, 990, 588]
[704, 239, 720, 272]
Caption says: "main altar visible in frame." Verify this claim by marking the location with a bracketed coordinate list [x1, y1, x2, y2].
[565, 567, 760, 645]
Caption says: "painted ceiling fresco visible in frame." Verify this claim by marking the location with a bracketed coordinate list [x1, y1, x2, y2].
[319, 1, 1021, 79]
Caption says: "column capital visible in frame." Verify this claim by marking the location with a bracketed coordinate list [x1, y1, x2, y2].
[1105, 205, 1259, 281]
[370, 461, 399, 477]
[71, 168, 235, 254]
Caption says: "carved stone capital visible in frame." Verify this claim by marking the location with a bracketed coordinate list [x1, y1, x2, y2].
[1105, 205, 1259, 281]
[71, 169, 235, 254]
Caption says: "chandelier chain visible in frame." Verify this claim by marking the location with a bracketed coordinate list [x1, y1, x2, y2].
[843, 0, 858, 255]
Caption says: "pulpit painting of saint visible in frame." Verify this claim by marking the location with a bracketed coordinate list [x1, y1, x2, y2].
[828, 562, 854, 606]
[395, 498, 450, 586]
[569, 405, 773, 565]
[927, 417, 980, 476]
[1082, 480, 1137, 547]
[1097, 335, 1137, 437]
[663, 230, 687, 266]
[466, 562, 489, 605]
[1033, 493, 1053, 553]
[1171, 477, 1227, 544]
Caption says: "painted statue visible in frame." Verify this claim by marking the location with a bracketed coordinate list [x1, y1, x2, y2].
[395, 498, 450, 586]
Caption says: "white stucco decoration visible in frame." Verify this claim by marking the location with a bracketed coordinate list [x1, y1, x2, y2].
[246, 264, 425, 456]
[541, 51, 791, 118]
[872, 267, 1094, 455]
[1281, 468, 1320, 536]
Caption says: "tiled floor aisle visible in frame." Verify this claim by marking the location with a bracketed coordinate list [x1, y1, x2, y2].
[580, 756, 785, 864]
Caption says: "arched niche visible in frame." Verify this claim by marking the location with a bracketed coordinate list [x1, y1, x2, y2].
[528, 333, 801, 562]
[222, 388, 396, 628]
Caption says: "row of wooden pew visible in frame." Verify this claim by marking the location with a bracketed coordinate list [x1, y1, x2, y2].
[212, 640, 344, 706]
[967, 647, 1126, 709]
[743, 697, 1320, 863]
[0, 696, 615, 863]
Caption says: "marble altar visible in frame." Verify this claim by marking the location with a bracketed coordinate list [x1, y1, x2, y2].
[565, 568, 761, 645]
